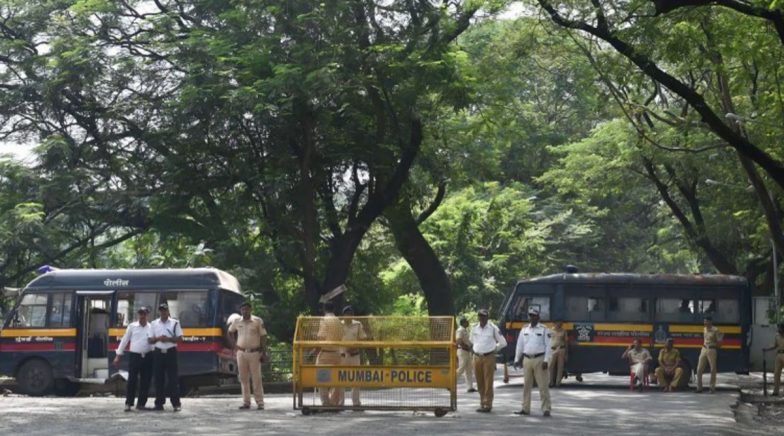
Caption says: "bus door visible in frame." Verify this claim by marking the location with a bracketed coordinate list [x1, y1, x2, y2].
[75, 291, 113, 380]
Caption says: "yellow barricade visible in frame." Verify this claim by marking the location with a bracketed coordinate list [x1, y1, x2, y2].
[292, 316, 456, 416]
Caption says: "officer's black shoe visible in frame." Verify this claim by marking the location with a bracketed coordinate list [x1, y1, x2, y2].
[467, 388, 477, 393]
[173, 406, 181, 412]
[136, 406, 150, 411]
[514, 409, 529, 415]
[238, 404, 250, 410]
[543, 411, 551, 417]
[124, 405, 132, 412]
[153, 406, 165, 411]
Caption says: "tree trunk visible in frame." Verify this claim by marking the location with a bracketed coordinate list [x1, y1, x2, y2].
[386, 196, 454, 316]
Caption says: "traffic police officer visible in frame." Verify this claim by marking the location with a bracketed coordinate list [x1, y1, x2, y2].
[470, 308, 507, 413]
[513, 308, 552, 417]
[696, 315, 722, 393]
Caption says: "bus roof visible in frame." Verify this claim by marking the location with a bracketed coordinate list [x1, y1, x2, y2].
[517, 273, 748, 288]
[22, 268, 242, 293]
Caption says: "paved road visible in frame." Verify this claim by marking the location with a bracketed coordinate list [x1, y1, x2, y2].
[0, 369, 775, 435]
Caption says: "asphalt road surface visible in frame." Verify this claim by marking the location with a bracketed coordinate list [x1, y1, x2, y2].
[0, 369, 776, 435]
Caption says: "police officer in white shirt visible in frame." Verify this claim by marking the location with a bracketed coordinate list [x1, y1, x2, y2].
[148, 303, 183, 412]
[470, 308, 507, 413]
[113, 306, 154, 412]
[513, 308, 552, 417]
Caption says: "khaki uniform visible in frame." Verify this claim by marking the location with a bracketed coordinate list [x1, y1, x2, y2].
[655, 348, 684, 389]
[772, 334, 784, 395]
[697, 326, 722, 391]
[548, 327, 567, 387]
[229, 316, 267, 407]
[455, 326, 475, 390]
[316, 313, 344, 406]
[339, 320, 367, 406]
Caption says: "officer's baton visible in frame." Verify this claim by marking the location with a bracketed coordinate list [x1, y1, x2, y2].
[762, 348, 768, 397]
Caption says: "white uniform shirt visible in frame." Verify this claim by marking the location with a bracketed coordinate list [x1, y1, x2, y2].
[149, 317, 183, 350]
[515, 323, 552, 364]
[470, 322, 507, 355]
[116, 321, 154, 356]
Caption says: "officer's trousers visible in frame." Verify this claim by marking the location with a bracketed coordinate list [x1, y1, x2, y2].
[456, 349, 475, 389]
[317, 350, 342, 406]
[549, 348, 566, 387]
[773, 353, 784, 394]
[522, 355, 550, 413]
[473, 354, 496, 410]
[237, 350, 264, 406]
[696, 347, 717, 390]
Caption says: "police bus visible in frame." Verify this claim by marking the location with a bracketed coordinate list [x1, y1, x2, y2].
[498, 272, 751, 381]
[0, 268, 245, 396]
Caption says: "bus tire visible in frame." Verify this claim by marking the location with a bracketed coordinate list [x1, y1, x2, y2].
[17, 359, 54, 396]
[434, 408, 448, 417]
[53, 378, 80, 396]
[302, 407, 312, 416]
[575, 374, 583, 382]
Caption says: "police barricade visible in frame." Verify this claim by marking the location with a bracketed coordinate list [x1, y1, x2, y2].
[292, 316, 456, 416]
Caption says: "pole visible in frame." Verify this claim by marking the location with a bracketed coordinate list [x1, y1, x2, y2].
[763, 349, 768, 397]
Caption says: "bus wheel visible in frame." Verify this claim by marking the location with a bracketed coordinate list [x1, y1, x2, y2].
[434, 408, 448, 417]
[576, 374, 583, 382]
[53, 378, 80, 396]
[301, 407, 312, 416]
[17, 359, 54, 396]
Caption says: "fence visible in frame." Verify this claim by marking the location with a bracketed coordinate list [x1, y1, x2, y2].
[292, 316, 456, 416]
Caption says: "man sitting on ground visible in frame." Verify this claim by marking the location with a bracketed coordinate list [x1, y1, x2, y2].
[622, 339, 652, 391]
[655, 338, 684, 392]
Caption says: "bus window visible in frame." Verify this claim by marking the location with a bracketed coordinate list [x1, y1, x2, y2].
[511, 295, 550, 320]
[221, 291, 244, 324]
[714, 299, 739, 323]
[160, 291, 210, 327]
[608, 297, 648, 322]
[48, 292, 73, 328]
[656, 298, 699, 322]
[15, 294, 48, 327]
[697, 299, 716, 315]
[565, 296, 605, 321]
[116, 292, 156, 327]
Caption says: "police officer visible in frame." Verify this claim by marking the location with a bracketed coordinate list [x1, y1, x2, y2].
[469, 308, 507, 413]
[149, 303, 183, 411]
[316, 301, 343, 406]
[655, 338, 683, 392]
[227, 301, 267, 410]
[548, 319, 567, 388]
[339, 305, 366, 407]
[455, 317, 476, 393]
[513, 308, 551, 417]
[113, 306, 153, 411]
[763, 324, 784, 396]
[695, 315, 722, 393]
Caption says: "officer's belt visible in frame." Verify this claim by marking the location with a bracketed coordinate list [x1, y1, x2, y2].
[476, 351, 495, 357]
[703, 345, 717, 349]
[523, 353, 544, 359]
